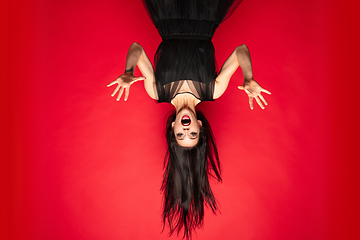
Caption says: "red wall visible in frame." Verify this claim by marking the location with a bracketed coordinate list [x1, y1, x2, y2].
[5, 0, 359, 239]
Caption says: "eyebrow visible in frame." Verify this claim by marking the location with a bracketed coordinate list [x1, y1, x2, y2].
[177, 138, 197, 141]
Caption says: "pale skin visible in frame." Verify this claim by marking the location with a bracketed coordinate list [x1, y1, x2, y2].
[107, 42, 271, 146]
[170, 95, 202, 147]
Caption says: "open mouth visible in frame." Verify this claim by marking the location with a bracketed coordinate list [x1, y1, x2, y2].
[181, 115, 191, 126]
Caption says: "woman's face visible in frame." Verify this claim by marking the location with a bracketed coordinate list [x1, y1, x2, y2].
[172, 108, 202, 148]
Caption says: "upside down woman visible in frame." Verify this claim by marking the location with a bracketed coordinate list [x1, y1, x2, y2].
[107, 0, 271, 238]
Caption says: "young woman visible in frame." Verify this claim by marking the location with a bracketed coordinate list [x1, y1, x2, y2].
[107, 0, 270, 238]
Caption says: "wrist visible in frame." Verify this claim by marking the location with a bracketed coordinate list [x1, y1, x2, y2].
[244, 77, 253, 83]
[124, 66, 134, 75]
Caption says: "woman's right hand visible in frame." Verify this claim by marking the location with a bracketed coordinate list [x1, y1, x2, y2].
[238, 78, 271, 110]
[107, 73, 145, 101]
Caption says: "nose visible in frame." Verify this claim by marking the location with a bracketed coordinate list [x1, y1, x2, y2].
[183, 127, 190, 131]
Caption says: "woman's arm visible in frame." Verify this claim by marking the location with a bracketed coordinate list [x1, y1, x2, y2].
[107, 42, 157, 101]
[214, 44, 270, 109]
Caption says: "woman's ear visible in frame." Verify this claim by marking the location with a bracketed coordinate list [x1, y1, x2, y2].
[171, 121, 175, 129]
[197, 120, 202, 127]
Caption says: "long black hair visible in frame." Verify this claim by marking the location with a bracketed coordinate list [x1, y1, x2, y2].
[162, 111, 221, 239]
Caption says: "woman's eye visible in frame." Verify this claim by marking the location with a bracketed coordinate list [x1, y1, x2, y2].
[177, 133, 183, 137]
[190, 132, 197, 136]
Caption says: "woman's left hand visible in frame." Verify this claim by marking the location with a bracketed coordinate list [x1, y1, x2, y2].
[107, 73, 145, 101]
[238, 78, 271, 110]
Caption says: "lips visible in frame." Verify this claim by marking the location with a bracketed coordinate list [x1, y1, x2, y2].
[181, 115, 191, 126]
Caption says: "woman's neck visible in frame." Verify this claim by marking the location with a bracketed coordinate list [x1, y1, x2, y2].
[171, 93, 200, 113]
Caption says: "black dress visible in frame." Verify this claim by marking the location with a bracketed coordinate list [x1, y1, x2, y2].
[142, 0, 243, 103]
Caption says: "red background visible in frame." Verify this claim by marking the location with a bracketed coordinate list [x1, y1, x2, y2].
[4, 0, 359, 239]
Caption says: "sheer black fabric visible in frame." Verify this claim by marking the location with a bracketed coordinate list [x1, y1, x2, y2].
[142, 0, 243, 103]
